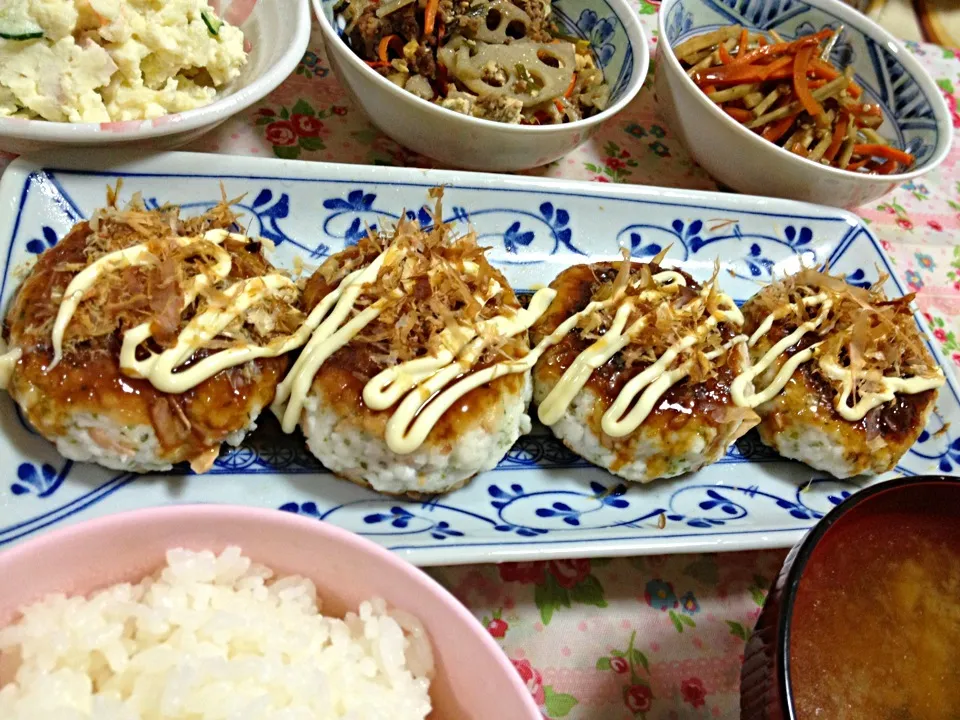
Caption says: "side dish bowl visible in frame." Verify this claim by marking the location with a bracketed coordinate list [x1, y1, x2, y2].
[312, 0, 648, 171]
[0, 0, 311, 155]
[0, 505, 540, 719]
[655, 0, 952, 208]
[740, 475, 960, 719]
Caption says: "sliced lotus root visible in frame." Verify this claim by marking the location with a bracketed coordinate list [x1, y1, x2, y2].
[439, 39, 575, 106]
[469, 0, 533, 43]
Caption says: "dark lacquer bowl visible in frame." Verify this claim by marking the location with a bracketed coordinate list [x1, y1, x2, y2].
[740, 475, 960, 719]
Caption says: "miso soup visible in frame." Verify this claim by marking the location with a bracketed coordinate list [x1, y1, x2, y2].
[789, 500, 960, 720]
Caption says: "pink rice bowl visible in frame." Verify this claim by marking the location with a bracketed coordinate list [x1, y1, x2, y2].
[0, 505, 539, 719]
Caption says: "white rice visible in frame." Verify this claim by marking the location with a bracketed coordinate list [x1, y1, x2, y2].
[0, 548, 433, 720]
[301, 373, 533, 495]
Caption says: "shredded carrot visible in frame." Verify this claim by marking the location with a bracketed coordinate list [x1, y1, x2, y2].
[759, 55, 793, 78]
[874, 158, 898, 174]
[735, 44, 784, 65]
[798, 28, 834, 44]
[554, 98, 565, 114]
[564, 73, 577, 98]
[810, 59, 863, 98]
[848, 102, 882, 117]
[762, 115, 796, 142]
[378, 34, 402, 64]
[852, 143, 915, 167]
[723, 106, 752, 122]
[793, 44, 822, 117]
[696, 54, 793, 85]
[822, 112, 848, 162]
[676, 25, 901, 175]
[737, 28, 748, 59]
[764, 68, 796, 82]
[735, 30, 830, 65]
[696, 64, 776, 85]
[365, 60, 390, 68]
[424, 0, 440, 36]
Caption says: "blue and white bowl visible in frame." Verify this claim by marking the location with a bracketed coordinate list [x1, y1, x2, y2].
[655, 0, 953, 208]
[312, 0, 647, 171]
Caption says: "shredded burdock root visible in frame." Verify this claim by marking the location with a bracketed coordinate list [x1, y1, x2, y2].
[745, 268, 941, 403]
[304, 192, 522, 369]
[579, 250, 741, 384]
[9, 185, 305, 359]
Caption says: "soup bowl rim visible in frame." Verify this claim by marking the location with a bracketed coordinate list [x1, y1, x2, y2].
[776, 474, 960, 718]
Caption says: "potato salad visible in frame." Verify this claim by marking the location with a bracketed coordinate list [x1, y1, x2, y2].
[0, 0, 247, 123]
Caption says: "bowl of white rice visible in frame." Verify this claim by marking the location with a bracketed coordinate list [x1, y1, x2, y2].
[0, 505, 540, 719]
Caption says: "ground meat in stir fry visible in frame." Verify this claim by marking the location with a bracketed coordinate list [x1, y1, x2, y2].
[510, 0, 552, 42]
[474, 94, 524, 122]
[338, 0, 610, 125]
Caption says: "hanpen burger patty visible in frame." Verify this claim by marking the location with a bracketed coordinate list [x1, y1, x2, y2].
[2, 194, 303, 474]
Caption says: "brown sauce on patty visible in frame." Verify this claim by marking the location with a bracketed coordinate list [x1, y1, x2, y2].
[752, 311, 935, 446]
[531, 262, 744, 427]
[5, 219, 289, 465]
[303, 244, 528, 445]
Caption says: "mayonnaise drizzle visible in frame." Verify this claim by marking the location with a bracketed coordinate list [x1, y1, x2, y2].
[319, 265, 742, 453]
[271, 247, 399, 433]
[43, 217, 943, 452]
[538, 274, 744, 437]
[50, 229, 240, 369]
[730, 294, 832, 409]
[0, 346, 22, 390]
[121, 274, 300, 393]
[730, 292, 945, 420]
[268, 242, 557, 453]
[47, 228, 324, 392]
[819, 355, 944, 420]
[358, 266, 739, 453]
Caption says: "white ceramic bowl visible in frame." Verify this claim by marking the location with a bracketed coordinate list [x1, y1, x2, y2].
[312, 0, 648, 171]
[0, 0, 311, 155]
[0, 505, 541, 719]
[655, 0, 953, 208]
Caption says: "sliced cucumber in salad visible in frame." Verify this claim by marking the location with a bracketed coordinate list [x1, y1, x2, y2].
[201, 9, 223, 36]
[0, 0, 43, 40]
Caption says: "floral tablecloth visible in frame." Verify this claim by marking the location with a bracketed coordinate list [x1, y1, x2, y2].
[1, 4, 958, 717]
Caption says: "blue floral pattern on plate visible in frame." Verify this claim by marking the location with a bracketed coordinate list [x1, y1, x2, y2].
[0, 158, 956, 565]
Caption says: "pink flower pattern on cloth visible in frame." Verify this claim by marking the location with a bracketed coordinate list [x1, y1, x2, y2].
[1, 6, 958, 717]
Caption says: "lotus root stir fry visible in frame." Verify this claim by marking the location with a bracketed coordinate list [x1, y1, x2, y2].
[336, 0, 610, 124]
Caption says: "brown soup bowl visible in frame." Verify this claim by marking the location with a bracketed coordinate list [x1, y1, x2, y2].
[740, 475, 960, 719]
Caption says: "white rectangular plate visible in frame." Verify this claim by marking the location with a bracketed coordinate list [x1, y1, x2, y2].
[1, 152, 957, 566]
